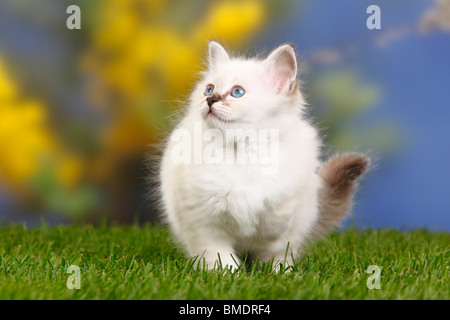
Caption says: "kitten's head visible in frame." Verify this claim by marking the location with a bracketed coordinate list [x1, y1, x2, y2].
[190, 41, 304, 130]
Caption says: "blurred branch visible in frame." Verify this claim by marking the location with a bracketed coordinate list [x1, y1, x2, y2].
[419, 0, 450, 34]
[309, 0, 449, 67]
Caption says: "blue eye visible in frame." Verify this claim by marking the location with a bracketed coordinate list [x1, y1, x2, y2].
[204, 84, 214, 96]
[231, 86, 245, 98]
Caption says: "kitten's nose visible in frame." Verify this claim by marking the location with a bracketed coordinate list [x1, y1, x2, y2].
[206, 93, 222, 107]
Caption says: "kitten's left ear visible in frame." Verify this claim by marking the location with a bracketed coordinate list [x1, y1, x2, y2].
[208, 41, 230, 69]
[264, 44, 298, 94]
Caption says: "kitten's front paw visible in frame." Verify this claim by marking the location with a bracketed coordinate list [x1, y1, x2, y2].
[272, 257, 296, 274]
[194, 252, 241, 273]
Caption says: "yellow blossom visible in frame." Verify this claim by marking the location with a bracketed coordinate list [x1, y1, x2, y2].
[0, 57, 82, 192]
[192, 0, 265, 47]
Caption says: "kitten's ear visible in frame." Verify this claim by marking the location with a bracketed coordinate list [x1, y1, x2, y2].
[264, 44, 298, 94]
[208, 41, 230, 69]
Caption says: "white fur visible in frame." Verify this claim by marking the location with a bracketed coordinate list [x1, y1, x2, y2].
[159, 42, 322, 271]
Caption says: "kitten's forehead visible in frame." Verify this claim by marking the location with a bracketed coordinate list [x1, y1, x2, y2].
[206, 59, 264, 91]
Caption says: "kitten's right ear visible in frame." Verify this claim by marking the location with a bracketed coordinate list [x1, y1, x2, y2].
[208, 41, 230, 69]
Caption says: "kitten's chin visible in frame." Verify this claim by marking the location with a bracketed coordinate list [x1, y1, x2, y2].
[203, 110, 235, 127]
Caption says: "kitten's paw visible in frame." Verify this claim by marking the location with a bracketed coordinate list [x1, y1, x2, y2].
[273, 261, 294, 274]
[194, 252, 241, 273]
[260, 253, 296, 274]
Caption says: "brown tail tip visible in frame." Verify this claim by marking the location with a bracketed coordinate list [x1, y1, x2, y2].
[312, 153, 370, 238]
[320, 153, 370, 198]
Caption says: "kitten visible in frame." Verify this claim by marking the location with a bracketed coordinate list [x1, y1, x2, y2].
[158, 41, 369, 271]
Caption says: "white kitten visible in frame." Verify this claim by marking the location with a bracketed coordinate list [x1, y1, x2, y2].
[158, 41, 369, 271]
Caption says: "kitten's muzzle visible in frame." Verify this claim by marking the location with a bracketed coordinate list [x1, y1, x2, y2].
[206, 93, 222, 108]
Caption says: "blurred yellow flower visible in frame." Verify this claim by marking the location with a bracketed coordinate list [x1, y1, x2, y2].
[88, 0, 267, 102]
[192, 0, 265, 47]
[0, 60, 17, 101]
[0, 58, 82, 193]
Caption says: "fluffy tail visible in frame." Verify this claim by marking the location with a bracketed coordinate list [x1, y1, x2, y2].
[313, 153, 370, 238]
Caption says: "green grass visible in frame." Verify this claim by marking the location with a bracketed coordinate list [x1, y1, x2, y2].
[0, 222, 448, 299]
